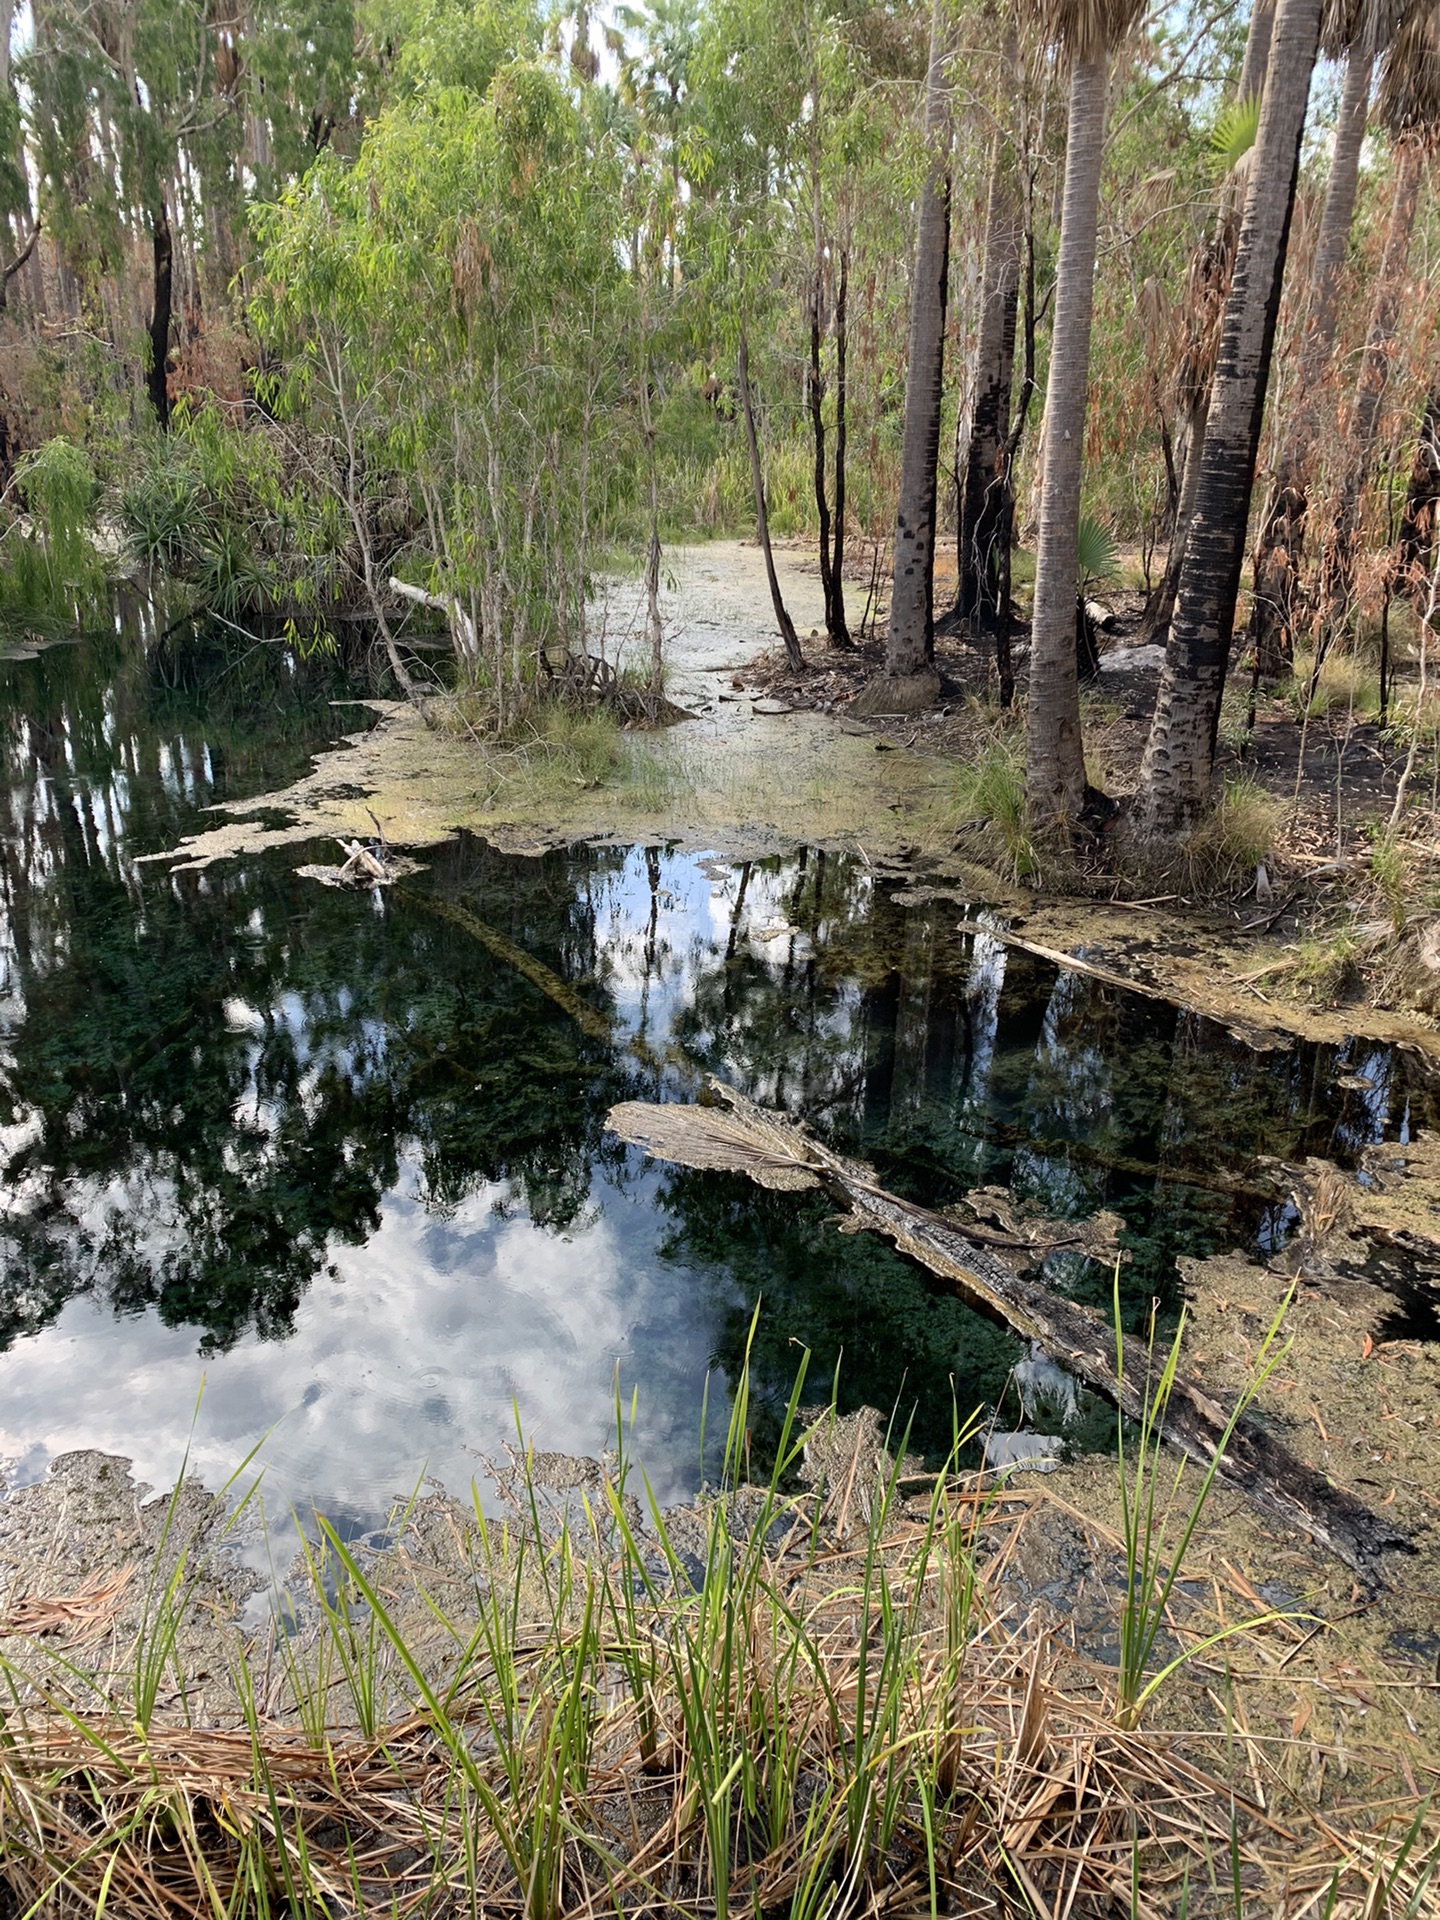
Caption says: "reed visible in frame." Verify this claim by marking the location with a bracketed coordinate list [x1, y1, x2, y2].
[0, 1348, 1432, 1918]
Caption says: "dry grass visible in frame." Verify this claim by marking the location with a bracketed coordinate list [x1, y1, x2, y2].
[0, 1421, 1435, 1918]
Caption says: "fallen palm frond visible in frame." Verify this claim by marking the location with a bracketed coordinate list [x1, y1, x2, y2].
[607, 1080, 1410, 1581]
[0, 1565, 135, 1644]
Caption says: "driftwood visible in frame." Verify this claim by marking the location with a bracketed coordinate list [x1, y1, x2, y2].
[389, 576, 478, 660]
[606, 1080, 1411, 1582]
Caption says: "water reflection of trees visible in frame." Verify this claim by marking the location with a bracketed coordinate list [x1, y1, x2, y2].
[0, 838, 630, 1350]
[657, 851, 1434, 1441]
[1, 630, 1431, 1432]
[0, 628, 628, 1352]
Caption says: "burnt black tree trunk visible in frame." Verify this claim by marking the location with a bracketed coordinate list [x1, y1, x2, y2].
[808, 269, 840, 641]
[148, 196, 173, 429]
[830, 249, 851, 646]
[957, 146, 1020, 642]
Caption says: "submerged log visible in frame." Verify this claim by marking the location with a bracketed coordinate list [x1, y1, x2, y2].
[606, 1079, 1411, 1582]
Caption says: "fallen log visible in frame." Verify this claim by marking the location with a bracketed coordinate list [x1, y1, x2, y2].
[389, 576, 479, 661]
[605, 1080, 1412, 1583]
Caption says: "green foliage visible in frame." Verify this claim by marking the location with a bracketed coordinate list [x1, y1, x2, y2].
[1368, 824, 1414, 931]
[116, 405, 348, 629]
[12, 435, 98, 595]
[1113, 1269, 1297, 1727]
[1077, 512, 1118, 585]
[251, 54, 633, 688]
[1291, 929, 1364, 1005]
[940, 726, 1038, 881]
[1209, 92, 1261, 173]
[1178, 776, 1283, 892]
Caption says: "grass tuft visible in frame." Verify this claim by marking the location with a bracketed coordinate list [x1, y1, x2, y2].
[938, 723, 1038, 881]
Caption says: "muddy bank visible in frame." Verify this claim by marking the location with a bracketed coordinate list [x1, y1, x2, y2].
[148, 544, 957, 871]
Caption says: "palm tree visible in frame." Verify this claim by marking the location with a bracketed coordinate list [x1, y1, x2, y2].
[1320, 2, 1440, 634]
[1137, 0, 1325, 834]
[1023, 0, 1145, 828]
[852, 0, 951, 716]
[1138, 0, 1275, 647]
[1249, 0, 1388, 676]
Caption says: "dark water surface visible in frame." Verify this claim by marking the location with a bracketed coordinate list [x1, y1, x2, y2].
[0, 616, 1433, 1526]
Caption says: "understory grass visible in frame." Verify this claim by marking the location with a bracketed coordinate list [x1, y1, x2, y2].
[0, 1337, 1435, 1917]
[937, 722, 1038, 882]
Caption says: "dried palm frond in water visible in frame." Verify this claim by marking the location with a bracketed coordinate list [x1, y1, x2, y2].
[606, 1080, 1410, 1578]
[607, 1093, 822, 1189]
[1, 1564, 136, 1644]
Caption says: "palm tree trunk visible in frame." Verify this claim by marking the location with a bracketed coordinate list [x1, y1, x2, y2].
[1024, 51, 1109, 828]
[831, 247, 851, 645]
[148, 195, 173, 428]
[992, 210, 1040, 709]
[1239, 0, 1276, 99]
[853, 0, 950, 714]
[957, 137, 1020, 635]
[1137, 0, 1324, 834]
[1320, 136, 1426, 636]
[1249, 31, 1373, 675]
[1140, 354, 1216, 643]
[1139, 0, 1277, 647]
[738, 326, 804, 673]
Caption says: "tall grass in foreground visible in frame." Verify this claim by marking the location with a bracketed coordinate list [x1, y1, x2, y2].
[1113, 1273, 1297, 1729]
[0, 1335, 1434, 1916]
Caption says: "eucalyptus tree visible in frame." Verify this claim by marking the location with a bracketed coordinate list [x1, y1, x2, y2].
[800, 9, 860, 647]
[852, 0, 952, 714]
[955, 20, 1023, 691]
[0, 0, 39, 307]
[610, 0, 698, 279]
[1249, 0, 1389, 675]
[1137, 0, 1326, 833]
[21, 0, 251, 423]
[1319, 0, 1440, 634]
[607, 5, 695, 693]
[1024, 0, 1146, 828]
[241, 0, 370, 191]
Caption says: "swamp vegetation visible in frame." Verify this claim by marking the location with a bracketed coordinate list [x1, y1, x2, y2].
[2, 0, 1440, 1905]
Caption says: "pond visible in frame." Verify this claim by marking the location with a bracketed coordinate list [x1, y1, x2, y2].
[0, 613, 1433, 1533]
